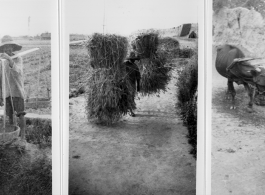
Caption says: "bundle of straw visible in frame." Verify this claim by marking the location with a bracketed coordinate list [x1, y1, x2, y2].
[158, 37, 179, 48]
[157, 37, 180, 60]
[85, 33, 136, 124]
[130, 33, 173, 95]
[131, 33, 159, 58]
[179, 47, 194, 58]
[87, 33, 128, 69]
[138, 55, 171, 95]
[86, 69, 136, 124]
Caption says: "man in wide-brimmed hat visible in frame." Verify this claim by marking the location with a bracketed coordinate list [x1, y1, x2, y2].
[0, 35, 26, 140]
[124, 52, 141, 117]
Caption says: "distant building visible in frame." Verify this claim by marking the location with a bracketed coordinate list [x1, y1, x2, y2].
[41, 32, 51, 40]
[34, 35, 41, 40]
[174, 23, 198, 37]
[180, 24, 192, 37]
[188, 31, 197, 38]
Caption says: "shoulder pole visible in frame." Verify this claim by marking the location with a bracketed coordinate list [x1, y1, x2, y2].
[1, 59, 6, 130]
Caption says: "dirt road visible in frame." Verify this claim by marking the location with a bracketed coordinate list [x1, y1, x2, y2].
[212, 48, 265, 195]
[69, 69, 196, 195]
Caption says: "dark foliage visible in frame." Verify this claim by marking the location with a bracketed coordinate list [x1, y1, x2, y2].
[179, 48, 195, 58]
[176, 55, 198, 158]
[25, 118, 52, 147]
[0, 146, 52, 195]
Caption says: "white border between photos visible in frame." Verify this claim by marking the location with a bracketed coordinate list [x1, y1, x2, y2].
[205, 0, 212, 194]
[61, 0, 69, 194]
[196, 0, 206, 194]
[52, 0, 61, 194]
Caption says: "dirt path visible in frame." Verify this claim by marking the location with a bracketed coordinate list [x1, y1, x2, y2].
[69, 69, 196, 195]
[212, 48, 265, 195]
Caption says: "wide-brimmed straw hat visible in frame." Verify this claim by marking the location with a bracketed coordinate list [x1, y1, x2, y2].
[0, 35, 22, 52]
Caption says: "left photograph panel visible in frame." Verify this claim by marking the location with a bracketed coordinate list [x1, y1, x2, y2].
[0, 0, 52, 194]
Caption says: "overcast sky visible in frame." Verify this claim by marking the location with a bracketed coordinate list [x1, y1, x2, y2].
[65, 0, 199, 36]
[0, 0, 52, 37]
[0, 0, 199, 38]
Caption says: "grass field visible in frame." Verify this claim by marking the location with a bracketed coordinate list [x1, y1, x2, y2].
[69, 45, 91, 89]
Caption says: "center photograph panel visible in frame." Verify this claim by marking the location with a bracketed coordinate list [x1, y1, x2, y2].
[66, 0, 199, 194]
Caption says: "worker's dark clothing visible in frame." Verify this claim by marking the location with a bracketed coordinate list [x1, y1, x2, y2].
[124, 60, 140, 92]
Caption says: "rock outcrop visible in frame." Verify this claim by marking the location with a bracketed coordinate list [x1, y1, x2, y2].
[213, 7, 265, 57]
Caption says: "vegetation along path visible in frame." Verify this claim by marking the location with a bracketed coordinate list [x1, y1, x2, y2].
[69, 68, 196, 195]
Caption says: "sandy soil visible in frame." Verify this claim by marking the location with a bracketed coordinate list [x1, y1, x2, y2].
[212, 48, 265, 195]
[69, 67, 196, 195]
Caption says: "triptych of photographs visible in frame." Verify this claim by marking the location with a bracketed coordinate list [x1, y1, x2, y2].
[0, 0, 265, 194]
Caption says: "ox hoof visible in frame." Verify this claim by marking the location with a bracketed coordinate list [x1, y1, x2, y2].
[230, 106, 236, 110]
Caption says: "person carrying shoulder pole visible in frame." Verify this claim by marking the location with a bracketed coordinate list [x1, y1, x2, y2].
[0, 35, 26, 140]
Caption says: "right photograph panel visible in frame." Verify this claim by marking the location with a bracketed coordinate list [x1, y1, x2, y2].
[212, 1, 265, 194]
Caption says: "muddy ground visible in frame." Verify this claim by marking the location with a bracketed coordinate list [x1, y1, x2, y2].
[212, 48, 265, 195]
[69, 40, 197, 194]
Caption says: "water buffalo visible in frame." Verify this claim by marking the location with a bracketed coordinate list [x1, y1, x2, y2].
[215, 44, 254, 109]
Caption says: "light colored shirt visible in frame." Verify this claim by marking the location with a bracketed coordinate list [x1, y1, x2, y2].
[0, 56, 25, 99]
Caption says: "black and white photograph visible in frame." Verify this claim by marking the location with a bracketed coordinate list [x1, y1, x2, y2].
[0, 0, 53, 194]
[67, 0, 200, 194]
[212, 0, 265, 194]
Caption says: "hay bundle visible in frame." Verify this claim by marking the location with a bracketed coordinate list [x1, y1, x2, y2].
[85, 33, 136, 124]
[86, 69, 136, 124]
[157, 37, 180, 59]
[87, 33, 128, 69]
[179, 48, 194, 58]
[131, 33, 159, 58]
[130, 33, 172, 95]
[138, 55, 171, 95]
[158, 37, 179, 48]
